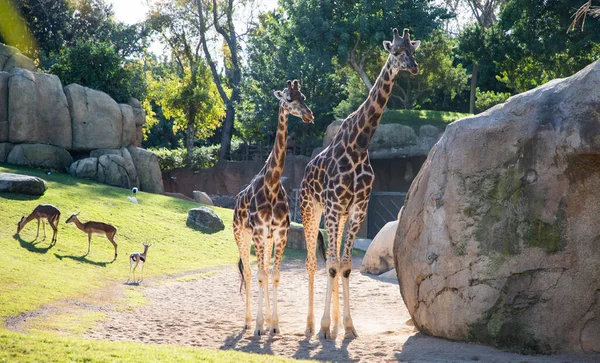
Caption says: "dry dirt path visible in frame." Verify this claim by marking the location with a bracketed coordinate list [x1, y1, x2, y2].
[78, 257, 597, 363]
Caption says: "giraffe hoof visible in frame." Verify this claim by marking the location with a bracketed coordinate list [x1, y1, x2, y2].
[243, 323, 251, 330]
[305, 326, 314, 337]
[271, 327, 280, 334]
[318, 328, 331, 340]
[344, 328, 358, 340]
[254, 328, 265, 337]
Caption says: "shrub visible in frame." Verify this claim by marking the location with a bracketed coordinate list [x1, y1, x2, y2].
[475, 89, 511, 113]
[150, 148, 186, 171]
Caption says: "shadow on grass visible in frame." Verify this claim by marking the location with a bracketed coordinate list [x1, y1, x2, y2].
[0, 192, 44, 201]
[185, 222, 223, 235]
[54, 253, 116, 267]
[14, 235, 55, 254]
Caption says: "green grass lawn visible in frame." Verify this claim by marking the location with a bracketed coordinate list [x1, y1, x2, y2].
[0, 164, 304, 362]
[380, 109, 471, 130]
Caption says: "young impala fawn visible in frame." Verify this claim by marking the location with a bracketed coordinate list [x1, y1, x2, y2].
[16, 204, 61, 244]
[65, 213, 118, 259]
[128, 242, 152, 283]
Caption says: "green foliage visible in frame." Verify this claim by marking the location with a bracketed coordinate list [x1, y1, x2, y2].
[380, 109, 471, 130]
[150, 148, 187, 171]
[238, 9, 347, 154]
[475, 88, 511, 113]
[332, 72, 368, 119]
[49, 40, 144, 103]
[150, 139, 244, 170]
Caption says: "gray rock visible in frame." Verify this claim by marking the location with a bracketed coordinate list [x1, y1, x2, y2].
[3, 53, 35, 72]
[371, 124, 417, 151]
[127, 97, 146, 126]
[209, 194, 235, 209]
[97, 154, 139, 189]
[7, 143, 73, 171]
[323, 120, 343, 147]
[287, 223, 306, 250]
[378, 268, 398, 281]
[119, 104, 136, 147]
[0, 172, 47, 195]
[360, 220, 398, 274]
[0, 44, 20, 70]
[68, 157, 98, 180]
[0, 142, 13, 163]
[8, 68, 71, 148]
[65, 83, 122, 151]
[187, 207, 225, 231]
[0, 72, 9, 141]
[193, 190, 213, 205]
[311, 146, 324, 159]
[127, 146, 164, 194]
[394, 60, 600, 353]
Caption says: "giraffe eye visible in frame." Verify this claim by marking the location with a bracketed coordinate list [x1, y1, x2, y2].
[286, 97, 292, 102]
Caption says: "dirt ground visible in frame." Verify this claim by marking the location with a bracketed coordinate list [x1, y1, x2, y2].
[8, 257, 600, 362]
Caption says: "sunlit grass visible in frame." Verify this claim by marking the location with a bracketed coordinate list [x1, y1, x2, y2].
[380, 109, 471, 129]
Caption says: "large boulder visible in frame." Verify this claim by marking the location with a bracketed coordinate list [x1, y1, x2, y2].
[127, 146, 164, 194]
[187, 207, 225, 231]
[68, 157, 99, 180]
[0, 71, 9, 142]
[127, 98, 145, 147]
[287, 224, 307, 250]
[65, 84, 122, 151]
[7, 144, 73, 171]
[394, 61, 600, 353]
[119, 104, 136, 147]
[193, 190, 213, 205]
[97, 154, 139, 189]
[0, 172, 47, 195]
[0, 44, 35, 72]
[371, 124, 417, 150]
[0, 142, 13, 163]
[0, 44, 20, 70]
[8, 68, 71, 148]
[323, 120, 343, 147]
[361, 220, 398, 275]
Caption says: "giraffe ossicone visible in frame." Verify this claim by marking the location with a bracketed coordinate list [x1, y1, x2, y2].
[299, 27, 420, 339]
[233, 80, 313, 336]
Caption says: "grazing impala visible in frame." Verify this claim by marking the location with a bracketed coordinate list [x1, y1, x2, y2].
[128, 242, 152, 283]
[65, 213, 118, 259]
[16, 204, 61, 244]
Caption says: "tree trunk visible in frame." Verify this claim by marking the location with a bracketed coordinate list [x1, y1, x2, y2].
[185, 121, 195, 164]
[349, 58, 373, 90]
[469, 62, 479, 114]
[218, 104, 235, 160]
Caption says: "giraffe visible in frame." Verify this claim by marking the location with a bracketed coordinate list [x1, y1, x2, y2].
[300, 28, 420, 339]
[233, 80, 314, 336]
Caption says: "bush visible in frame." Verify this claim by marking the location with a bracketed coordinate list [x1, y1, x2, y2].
[189, 145, 220, 169]
[150, 148, 186, 171]
[475, 89, 511, 113]
[151, 140, 247, 171]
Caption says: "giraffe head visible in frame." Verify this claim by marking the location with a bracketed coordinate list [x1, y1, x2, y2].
[383, 28, 420, 75]
[273, 80, 314, 123]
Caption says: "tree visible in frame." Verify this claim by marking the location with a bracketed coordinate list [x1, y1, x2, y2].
[50, 40, 145, 102]
[145, 59, 224, 157]
[239, 9, 347, 153]
[283, 0, 448, 90]
[195, 0, 249, 160]
[147, 2, 225, 158]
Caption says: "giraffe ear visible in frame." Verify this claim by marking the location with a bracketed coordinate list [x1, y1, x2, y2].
[273, 90, 284, 99]
[383, 41, 393, 53]
[411, 40, 421, 50]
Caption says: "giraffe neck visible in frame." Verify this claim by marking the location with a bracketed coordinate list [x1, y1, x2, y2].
[348, 55, 398, 150]
[264, 105, 289, 184]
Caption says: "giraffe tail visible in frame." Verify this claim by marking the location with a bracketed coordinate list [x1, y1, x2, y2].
[317, 230, 326, 262]
[238, 258, 245, 294]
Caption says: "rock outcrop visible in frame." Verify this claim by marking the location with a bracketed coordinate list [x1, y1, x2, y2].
[0, 44, 35, 72]
[0, 72, 9, 142]
[0, 142, 12, 163]
[0, 172, 47, 195]
[7, 144, 73, 171]
[187, 207, 224, 231]
[128, 146, 164, 194]
[394, 61, 600, 353]
[361, 220, 398, 275]
[8, 68, 71, 148]
[68, 157, 99, 180]
[65, 84, 122, 151]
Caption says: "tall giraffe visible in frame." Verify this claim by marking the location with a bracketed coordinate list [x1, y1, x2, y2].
[300, 28, 420, 339]
[233, 80, 314, 336]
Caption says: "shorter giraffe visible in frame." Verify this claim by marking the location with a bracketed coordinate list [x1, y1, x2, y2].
[233, 80, 314, 336]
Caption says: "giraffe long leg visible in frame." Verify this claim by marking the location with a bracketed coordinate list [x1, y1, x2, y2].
[253, 227, 269, 336]
[264, 235, 273, 330]
[234, 220, 252, 329]
[271, 225, 288, 334]
[320, 204, 341, 340]
[300, 192, 322, 336]
[340, 201, 369, 339]
[331, 214, 348, 338]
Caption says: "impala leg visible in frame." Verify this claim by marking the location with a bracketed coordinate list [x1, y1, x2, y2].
[35, 219, 40, 240]
[139, 262, 144, 282]
[301, 200, 322, 336]
[86, 234, 92, 255]
[51, 215, 59, 244]
[108, 233, 118, 258]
